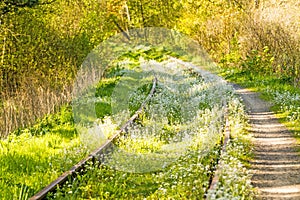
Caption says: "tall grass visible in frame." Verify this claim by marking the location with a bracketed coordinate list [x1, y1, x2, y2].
[0, 0, 181, 138]
[240, 0, 300, 81]
[0, 85, 72, 137]
[0, 0, 116, 137]
[178, 0, 300, 84]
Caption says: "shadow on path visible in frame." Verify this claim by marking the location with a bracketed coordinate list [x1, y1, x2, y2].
[232, 84, 300, 200]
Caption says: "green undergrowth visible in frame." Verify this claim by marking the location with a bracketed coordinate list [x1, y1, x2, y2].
[0, 105, 86, 199]
[47, 61, 224, 199]
[46, 58, 254, 199]
[221, 68, 300, 139]
[49, 149, 219, 199]
[0, 65, 125, 199]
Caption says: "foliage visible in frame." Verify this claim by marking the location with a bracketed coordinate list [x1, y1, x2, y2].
[1, 0, 299, 137]
[240, 46, 274, 75]
[0, 61, 131, 199]
[1, 0, 298, 198]
[0, 0, 118, 136]
[178, 0, 300, 84]
[0, 0, 55, 15]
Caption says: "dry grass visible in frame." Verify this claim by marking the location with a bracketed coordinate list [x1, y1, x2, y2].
[0, 84, 72, 137]
[239, 0, 300, 82]
[179, 0, 300, 83]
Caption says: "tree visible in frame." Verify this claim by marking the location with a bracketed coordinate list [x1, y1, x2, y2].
[1, 0, 55, 15]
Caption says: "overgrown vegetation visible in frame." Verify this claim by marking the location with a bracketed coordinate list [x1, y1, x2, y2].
[46, 59, 254, 199]
[0, 48, 254, 198]
[208, 98, 255, 199]
[1, 0, 299, 137]
[0, 105, 83, 199]
[221, 68, 300, 138]
[0, 60, 126, 199]
[0, 0, 181, 136]
[0, 0, 299, 198]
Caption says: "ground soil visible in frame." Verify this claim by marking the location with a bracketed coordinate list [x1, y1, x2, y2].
[232, 84, 300, 200]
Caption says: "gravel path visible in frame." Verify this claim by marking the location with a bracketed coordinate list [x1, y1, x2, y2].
[232, 84, 300, 200]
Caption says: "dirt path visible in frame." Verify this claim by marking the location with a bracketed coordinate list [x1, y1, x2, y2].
[232, 84, 300, 200]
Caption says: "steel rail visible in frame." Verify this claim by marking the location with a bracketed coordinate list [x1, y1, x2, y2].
[30, 77, 157, 200]
[206, 107, 231, 197]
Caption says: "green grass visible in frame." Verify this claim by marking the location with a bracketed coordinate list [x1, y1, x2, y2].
[220, 68, 300, 138]
[0, 106, 86, 199]
[207, 96, 255, 199]
[48, 149, 219, 199]
[46, 58, 254, 199]
[0, 48, 164, 199]
[0, 64, 125, 199]
[94, 78, 118, 119]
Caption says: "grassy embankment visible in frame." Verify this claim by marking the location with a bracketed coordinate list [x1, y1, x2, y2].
[220, 68, 300, 139]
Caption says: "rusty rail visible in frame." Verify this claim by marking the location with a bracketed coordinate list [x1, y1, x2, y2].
[206, 107, 230, 194]
[30, 77, 157, 200]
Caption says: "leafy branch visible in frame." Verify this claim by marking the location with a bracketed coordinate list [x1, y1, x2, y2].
[1, 0, 56, 15]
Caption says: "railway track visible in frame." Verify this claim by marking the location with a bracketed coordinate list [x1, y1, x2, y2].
[30, 64, 231, 199]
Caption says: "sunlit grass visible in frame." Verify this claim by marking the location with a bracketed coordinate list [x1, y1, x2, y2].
[0, 64, 124, 199]
[50, 58, 254, 199]
[0, 119, 85, 199]
[0, 49, 255, 199]
[220, 68, 300, 141]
